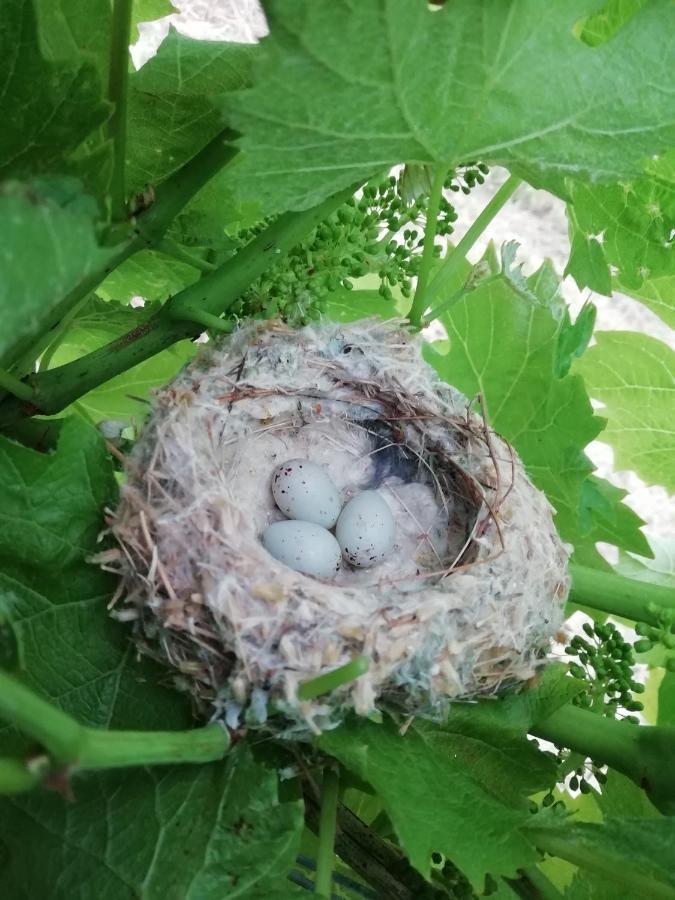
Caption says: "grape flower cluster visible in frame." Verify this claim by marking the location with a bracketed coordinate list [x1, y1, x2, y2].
[230, 163, 489, 326]
[566, 621, 644, 722]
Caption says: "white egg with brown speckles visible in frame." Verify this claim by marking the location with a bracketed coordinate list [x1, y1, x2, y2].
[272, 459, 341, 528]
[336, 491, 395, 568]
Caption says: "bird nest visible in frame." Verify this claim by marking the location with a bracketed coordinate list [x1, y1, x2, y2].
[102, 318, 569, 736]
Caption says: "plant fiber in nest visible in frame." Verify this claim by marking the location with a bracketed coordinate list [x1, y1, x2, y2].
[105, 318, 569, 735]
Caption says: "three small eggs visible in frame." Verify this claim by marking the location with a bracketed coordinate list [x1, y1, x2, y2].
[261, 459, 395, 578]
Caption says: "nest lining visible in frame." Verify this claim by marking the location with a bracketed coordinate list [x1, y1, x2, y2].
[104, 318, 570, 735]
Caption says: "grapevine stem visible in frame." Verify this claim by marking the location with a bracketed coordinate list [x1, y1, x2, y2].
[166, 308, 235, 333]
[531, 703, 675, 815]
[518, 867, 566, 900]
[77, 724, 228, 769]
[7, 130, 239, 375]
[108, 0, 134, 222]
[408, 166, 447, 329]
[315, 766, 340, 899]
[424, 174, 521, 315]
[0, 671, 229, 777]
[0, 671, 85, 763]
[158, 236, 217, 272]
[0, 369, 34, 402]
[522, 823, 675, 900]
[0, 184, 359, 425]
[568, 562, 675, 627]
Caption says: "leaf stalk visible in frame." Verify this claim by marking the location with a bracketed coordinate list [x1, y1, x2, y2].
[158, 236, 217, 272]
[8, 131, 239, 377]
[408, 166, 447, 329]
[531, 703, 675, 815]
[424, 174, 521, 321]
[0, 671, 229, 786]
[108, 0, 134, 222]
[0, 369, 35, 403]
[0, 183, 359, 425]
[315, 766, 340, 898]
[568, 562, 675, 627]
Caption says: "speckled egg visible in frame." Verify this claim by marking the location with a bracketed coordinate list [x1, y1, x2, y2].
[335, 491, 395, 568]
[261, 520, 342, 578]
[271, 459, 341, 528]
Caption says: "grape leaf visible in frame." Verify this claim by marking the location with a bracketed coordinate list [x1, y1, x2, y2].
[319, 716, 538, 889]
[566, 152, 675, 297]
[0, 180, 110, 368]
[126, 28, 255, 195]
[523, 818, 675, 898]
[623, 276, 675, 330]
[445, 665, 586, 743]
[0, 420, 304, 900]
[165, 168, 259, 254]
[594, 769, 661, 819]
[438, 720, 557, 810]
[0, 416, 114, 570]
[617, 536, 675, 586]
[0, 417, 192, 754]
[97, 251, 201, 303]
[0, 744, 304, 900]
[578, 476, 651, 557]
[46, 299, 196, 423]
[225, 0, 675, 213]
[575, 0, 648, 46]
[33, 0, 112, 81]
[565, 209, 612, 296]
[555, 303, 597, 378]
[131, 0, 175, 42]
[422, 262, 648, 558]
[324, 287, 409, 323]
[0, 0, 109, 187]
[574, 331, 675, 492]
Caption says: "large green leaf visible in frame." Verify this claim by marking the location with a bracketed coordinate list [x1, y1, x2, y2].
[126, 29, 255, 195]
[575, 0, 648, 46]
[225, 0, 675, 213]
[0, 417, 192, 753]
[164, 167, 260, 255]
[97, 251, 201, 303]
[46, 299, 196, 423]
[0, 744, 304, 899]
[423, 259, 649, 559]
[594, 769, 661, 819]
[578, 476, 651, 558]
[624, 276, 675, 330]
[0, 420, 303, 898]
[0, 180, 110, 368]
[566, 151, 675, 300]
[575, 331, 675, 492]
[616, 537, 675, 727]
[131, 0, 175, 42]
[0, 0, 109, 187]
[320, 717, 538, 889]
[33, 0, 112, 81]
[523, 818, 675, 899]
[0, 416, 114, 570]
[445, 664, 586, 742]
[324, 287, 409, 323]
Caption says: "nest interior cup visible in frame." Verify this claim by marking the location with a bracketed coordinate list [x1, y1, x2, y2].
[107, 319, 570, 735]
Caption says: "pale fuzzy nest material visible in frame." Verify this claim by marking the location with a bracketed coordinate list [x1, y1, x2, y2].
[104, 318, 570, 735]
